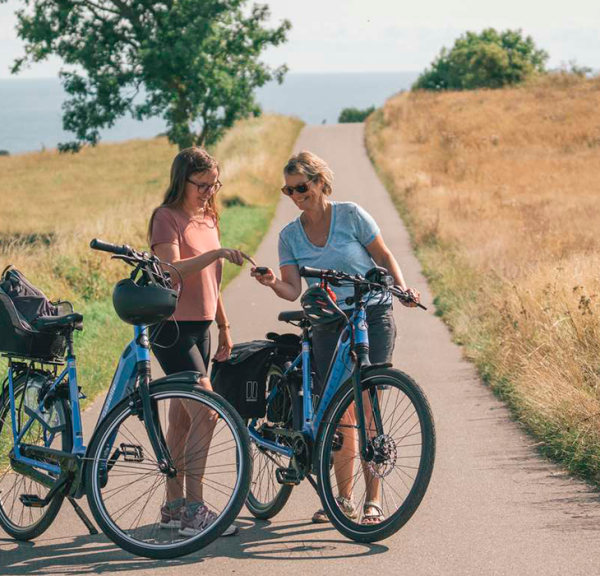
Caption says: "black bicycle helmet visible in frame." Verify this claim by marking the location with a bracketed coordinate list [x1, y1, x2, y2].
[112, 279, 178, 326]
[300, 284, 348, 332]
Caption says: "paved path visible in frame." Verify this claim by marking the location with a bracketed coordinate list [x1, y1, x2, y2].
[2, 124, 600, 575]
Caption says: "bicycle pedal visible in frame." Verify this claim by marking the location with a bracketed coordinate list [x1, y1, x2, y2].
[120, 443, 144, 463]
[20, 494, 46, 508]
[275, 467, 301, 486]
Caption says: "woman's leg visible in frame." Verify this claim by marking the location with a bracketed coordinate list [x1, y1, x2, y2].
[361, 304, 397, 523]
[151, 321, 212, 506]
[180, 324, 216, 505]
[334, 408, 358, 501]
[165, 399, 190, 503]
[312, 325, 359, 519]
[181, 376, 218, 504]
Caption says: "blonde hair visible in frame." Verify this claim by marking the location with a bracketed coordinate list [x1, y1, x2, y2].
[148, 147, 220, 245]
[283, 150, 334, 196]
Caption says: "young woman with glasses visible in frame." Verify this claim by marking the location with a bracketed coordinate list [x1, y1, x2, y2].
[148, 147, 255, 537]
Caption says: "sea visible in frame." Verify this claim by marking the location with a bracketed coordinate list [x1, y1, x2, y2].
[0, 72, 418, 155]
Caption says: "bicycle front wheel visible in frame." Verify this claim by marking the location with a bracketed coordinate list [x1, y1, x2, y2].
[316, 367, 435, 542]
[85, 382, 251, 559]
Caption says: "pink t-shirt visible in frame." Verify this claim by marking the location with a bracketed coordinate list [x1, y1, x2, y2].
[150, 206, 222, 321]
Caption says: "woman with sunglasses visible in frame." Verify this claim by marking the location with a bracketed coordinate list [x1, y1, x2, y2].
[251, 150, 420, 526]
[148, 146, 254, 537]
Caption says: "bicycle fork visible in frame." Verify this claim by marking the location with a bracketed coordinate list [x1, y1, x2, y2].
[352, 345, 385, 462]
[134, 362, 177, 478]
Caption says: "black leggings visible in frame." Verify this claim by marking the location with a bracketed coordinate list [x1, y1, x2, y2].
[151, 321, 212, 378]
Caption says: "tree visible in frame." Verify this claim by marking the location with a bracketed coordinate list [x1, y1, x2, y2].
[413, 29, 549, 91]
[5, 0, 290, 151]
[338, 106, 375, 123]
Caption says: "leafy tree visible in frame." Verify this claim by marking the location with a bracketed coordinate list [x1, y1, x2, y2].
[338, 106, 375, 123]
[413, 29, 549, 91]
[5, 0, 290, 151]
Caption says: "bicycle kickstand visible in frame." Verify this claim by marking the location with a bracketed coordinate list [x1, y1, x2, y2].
[67, 497, 99, 535]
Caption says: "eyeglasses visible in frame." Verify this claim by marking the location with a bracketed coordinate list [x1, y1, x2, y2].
[186, 178, 222, 194]
[281, 179, 314, 196]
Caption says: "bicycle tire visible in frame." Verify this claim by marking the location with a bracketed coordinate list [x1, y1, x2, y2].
[0, 373, 73, 540]
[316, 367, 435, 542]
[246, 359, 294, 519]
[85, 382, 252, 559]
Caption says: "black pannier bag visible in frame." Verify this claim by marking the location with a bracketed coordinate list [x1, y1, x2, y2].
[0, 266, 65, 360]
[210, 340, 278, 419]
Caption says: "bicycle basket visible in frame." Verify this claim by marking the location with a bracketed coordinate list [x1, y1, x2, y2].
[210, 340, 278, 419]
[0, 266, 65, 360]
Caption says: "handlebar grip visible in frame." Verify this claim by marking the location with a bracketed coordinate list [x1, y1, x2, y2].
[299, 266, 323, 279]
[90, 238, 131, 256]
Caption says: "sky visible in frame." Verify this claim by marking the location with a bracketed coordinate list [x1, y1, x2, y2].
[1, 0, 599, 79]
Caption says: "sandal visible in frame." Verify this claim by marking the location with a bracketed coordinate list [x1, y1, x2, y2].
[361, 501, 385, 525]
[312, 495, 358, 524]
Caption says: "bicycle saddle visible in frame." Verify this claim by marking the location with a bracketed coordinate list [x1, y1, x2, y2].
[278, 310, 306, 323]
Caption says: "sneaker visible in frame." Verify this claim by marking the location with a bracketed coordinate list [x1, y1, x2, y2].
[160, 503, 183, 529]
[178, 504, 238, 537]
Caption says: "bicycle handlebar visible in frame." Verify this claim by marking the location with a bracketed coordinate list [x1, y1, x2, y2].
[90, 238, 177, 290]
[298, 266, 323, 279]
[298, 265, 427, 310]
[90, 239, 133, 257]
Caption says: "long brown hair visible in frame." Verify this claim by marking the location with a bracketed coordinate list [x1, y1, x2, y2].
[147, 147, 221, 246]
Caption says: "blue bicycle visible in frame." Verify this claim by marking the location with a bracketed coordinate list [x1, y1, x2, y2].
[246, 266, 435, 542]
[0, 240, 251, 558]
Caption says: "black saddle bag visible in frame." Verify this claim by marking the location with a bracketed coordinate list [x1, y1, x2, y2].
[210, 340, 279, 419]
[0, 266, 65, 360]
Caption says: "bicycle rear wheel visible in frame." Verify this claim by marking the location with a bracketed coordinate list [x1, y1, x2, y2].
[85, 382, 251, 559]
[0, 373, 72, 540]
[316, 367, 435, 542]
[246, 360, 294, 519]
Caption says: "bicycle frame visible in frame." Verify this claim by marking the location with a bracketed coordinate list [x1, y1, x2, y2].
[5, 323, 164, 491]
[248, 287, 384, 461]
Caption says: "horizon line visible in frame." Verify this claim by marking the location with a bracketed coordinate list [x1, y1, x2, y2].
[0, 70, 422, 81]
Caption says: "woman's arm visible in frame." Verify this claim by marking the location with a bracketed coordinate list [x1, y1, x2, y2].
[154, 243, 254, 280]
[251, 264, 302, 302]
[213, 294, 233, 362]
[366, 234, 420, 305]
[366, 235, 408, 289]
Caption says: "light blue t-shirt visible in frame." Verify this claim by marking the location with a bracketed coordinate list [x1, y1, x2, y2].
[278, 201, 390, 308]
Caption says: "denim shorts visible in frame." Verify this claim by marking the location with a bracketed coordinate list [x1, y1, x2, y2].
[311, 303, 397, 395]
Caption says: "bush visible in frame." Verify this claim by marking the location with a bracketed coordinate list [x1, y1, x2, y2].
[338, 106, 375, 123]
[413, 28, 549, 91]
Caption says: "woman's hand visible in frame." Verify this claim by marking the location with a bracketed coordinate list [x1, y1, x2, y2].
[250, 267, 277, 287]
[219, 248, 256, 267]
[213, 327, 233, 362]
[400, 287, 421, 308]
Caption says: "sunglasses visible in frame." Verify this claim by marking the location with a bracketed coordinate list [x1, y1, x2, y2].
[281, 178, 314, 196]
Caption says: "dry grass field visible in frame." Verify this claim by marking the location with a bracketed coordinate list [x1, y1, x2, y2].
[0, 114, 303, 403]
[367, 74, 600, 480]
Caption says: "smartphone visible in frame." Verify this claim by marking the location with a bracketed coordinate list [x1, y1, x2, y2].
[254, 267, 269, 275]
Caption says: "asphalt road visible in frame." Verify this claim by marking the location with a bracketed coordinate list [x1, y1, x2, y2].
[2, 124, 600, 575]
